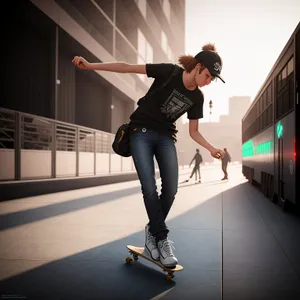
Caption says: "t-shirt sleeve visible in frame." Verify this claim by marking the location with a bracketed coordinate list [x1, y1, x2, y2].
[146, 63, 175, 79]
[187, 92, 204, 120]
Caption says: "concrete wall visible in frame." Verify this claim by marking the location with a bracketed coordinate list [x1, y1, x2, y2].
[0, 150, 15, 180]
[0, 149, 134, 181]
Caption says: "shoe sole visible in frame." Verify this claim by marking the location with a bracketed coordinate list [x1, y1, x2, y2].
[161, 263, 177, 269]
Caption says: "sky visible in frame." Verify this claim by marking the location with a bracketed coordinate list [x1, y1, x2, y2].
[184, 0, 300, 122]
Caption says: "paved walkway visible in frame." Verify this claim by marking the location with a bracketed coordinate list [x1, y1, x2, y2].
[0, 165, 300, 299]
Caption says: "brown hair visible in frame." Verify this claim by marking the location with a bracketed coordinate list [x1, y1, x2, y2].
[178, 43, 217, 73]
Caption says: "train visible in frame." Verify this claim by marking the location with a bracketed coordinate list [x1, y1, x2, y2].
[241, 22, 300, 211]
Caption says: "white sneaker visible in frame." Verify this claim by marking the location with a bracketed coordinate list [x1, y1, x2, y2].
[157, 239, 178, 268]
[144, 225, 160, 261]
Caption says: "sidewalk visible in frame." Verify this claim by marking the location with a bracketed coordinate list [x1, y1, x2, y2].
[0, 165, 299, 299]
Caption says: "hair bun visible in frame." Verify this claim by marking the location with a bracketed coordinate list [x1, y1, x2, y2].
[202, 43, 216, 51]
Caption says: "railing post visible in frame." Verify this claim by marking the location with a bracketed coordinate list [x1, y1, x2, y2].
[76, 127, 79, 177]
[51, 122, 56, 178]
[94, 132, 96, 175]
[15, 112, 21, 180]
[109, 135, 112, 174]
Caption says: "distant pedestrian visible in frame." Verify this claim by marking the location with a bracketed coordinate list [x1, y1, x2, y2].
[185, 149, 203, 183]
[221, 148, 231, 180]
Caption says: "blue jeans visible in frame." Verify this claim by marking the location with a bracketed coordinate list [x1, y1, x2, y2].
[130, 127, 178, 239]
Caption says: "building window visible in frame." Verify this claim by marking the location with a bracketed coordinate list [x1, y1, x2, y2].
[135, 0, 147, 19]
[161, 30, 168, 53]
[167, 45, 174, 62]
[137, 29, 146, 62]
[161, 30, 173, 61]
[137, 29, 153, 81]
[138, 29, 153, 64]
[146, 43, 153, 63]
[161, 0, 171, 22]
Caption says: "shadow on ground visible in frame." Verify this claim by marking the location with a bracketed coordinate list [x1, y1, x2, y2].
[1, 182, 300, 300]
[0, 189, 224, 300]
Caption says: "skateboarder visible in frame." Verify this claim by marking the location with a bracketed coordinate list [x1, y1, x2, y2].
[72, 43, 225, 268]
[221, 148, 231, 180]
[185, 149, 203, 183]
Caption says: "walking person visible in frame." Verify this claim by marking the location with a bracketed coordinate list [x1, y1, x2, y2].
[185, 149, 203, 183]
[72, 43, 225, 268]
[221, 148, 231, 180]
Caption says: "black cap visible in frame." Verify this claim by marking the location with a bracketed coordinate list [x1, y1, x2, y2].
[194, 51, 225, 83]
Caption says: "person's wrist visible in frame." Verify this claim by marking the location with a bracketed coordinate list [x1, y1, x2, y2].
[207, 145, 215, 152]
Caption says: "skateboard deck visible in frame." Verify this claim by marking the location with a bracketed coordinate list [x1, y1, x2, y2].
[179, 180, 201, 184]
[125, 245, 183, 280]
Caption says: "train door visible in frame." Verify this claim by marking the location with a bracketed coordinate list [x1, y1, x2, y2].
[277, 137, 285, 207]
[295, 27, 300, 206]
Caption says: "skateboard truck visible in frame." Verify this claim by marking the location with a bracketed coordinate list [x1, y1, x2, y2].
[125, 245, 183, 281]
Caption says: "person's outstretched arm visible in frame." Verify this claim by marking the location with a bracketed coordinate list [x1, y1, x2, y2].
[189, 119, 224, 159]
[189, 156, 195, 167]
[72, 56, 146, 74]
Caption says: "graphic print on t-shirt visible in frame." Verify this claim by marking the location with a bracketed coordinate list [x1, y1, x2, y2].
[160, 89, 194, 121]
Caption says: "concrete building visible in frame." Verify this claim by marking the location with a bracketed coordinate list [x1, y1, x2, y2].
[2, 0, 185, 134]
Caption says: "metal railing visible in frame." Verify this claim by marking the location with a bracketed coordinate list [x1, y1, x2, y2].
[0, 107, 134, 181]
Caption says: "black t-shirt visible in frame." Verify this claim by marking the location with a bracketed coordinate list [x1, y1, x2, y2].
[130, 63, 204, 138]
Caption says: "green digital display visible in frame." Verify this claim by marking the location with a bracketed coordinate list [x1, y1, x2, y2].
[276, 122, 283, 139]
[242, 140, 273, 157]
[255, 141, 273, 155]
[242, 139, 254, 157]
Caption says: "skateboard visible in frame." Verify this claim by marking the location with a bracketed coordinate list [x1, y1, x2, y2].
[125, 245, 183, 280]
[179, 180, 201, 184]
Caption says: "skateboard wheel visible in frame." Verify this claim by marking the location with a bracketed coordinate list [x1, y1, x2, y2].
[125, 257, 133, 264]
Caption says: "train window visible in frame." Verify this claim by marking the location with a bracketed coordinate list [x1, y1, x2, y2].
[259, 114, 262, 130]
[287, 57, 294, 76]
[263, 91, 267, 109]
[281, 66, 288, 86]
[289, 78, 294, 110]
[276, 95, 281, 119]
[282, 89, 289, 114]
[271, 103, 273, 124]
[264, 110, 267, 128]
[277, 73, 282, 91]
[267, 106, 270, 126]
[259, 98, 262, 114]
[267, 83, 272, 104]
